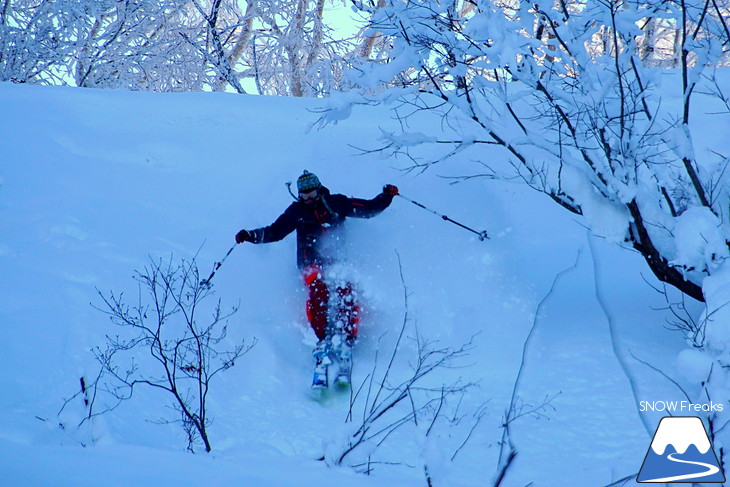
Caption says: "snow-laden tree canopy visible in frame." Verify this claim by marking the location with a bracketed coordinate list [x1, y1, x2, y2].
[327, 0, 730, 303]
[0, 0, 367, 95]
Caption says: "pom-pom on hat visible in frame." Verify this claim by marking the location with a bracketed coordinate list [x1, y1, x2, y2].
[297, 170, 321, 194]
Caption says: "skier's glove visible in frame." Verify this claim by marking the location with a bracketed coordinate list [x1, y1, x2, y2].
[383, 184, 399, 197]
[235, 229, 254, 244]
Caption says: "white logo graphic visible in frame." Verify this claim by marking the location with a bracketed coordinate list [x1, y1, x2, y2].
[638, 416, 725, 483]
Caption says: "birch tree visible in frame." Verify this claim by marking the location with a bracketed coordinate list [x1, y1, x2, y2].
[0, 0, 368, 95]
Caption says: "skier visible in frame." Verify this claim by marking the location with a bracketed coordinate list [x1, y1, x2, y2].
[234, 170, 398, 388]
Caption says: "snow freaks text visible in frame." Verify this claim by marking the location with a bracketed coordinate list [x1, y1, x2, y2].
[639, 401, 725, 413]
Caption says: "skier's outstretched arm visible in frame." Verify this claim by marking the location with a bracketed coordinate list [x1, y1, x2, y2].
[345, 185, 399, 218]
[235, 205, 297, 244]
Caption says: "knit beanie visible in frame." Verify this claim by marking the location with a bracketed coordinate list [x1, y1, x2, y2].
[297, 170, 321, 193]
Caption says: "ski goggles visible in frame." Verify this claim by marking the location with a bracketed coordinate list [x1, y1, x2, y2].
[299, 189, 319, 201]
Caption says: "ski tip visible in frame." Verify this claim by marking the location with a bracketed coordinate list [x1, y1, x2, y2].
[312, 373, 328, 390]
[333, 377, 350, 390]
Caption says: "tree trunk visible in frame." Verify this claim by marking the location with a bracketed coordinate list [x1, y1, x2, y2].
[628, 200, 704, 302]
[213, 0, 258, 92]
[361, 0, 387, 58]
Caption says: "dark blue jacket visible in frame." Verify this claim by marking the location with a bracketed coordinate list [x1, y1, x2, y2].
[249, 187, 393, 269]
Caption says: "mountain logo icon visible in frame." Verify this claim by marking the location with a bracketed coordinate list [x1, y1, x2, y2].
[638, 416, 725, 483]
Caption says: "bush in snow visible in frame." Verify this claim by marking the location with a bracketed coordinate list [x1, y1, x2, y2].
[89, 255, 255, 452]
[326, 259, 482, 483]
[332, 328, 478, 475]
[328, 258, 558, 486]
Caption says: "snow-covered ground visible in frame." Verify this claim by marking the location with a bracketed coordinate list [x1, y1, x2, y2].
[0, 81, 712, 486]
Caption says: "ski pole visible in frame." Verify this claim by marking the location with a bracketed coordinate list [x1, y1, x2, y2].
[200, 245, 236, 287]
[397, 194, 489, 241]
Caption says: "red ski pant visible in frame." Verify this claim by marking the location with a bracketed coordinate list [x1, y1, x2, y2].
[302, 265, 359, 341]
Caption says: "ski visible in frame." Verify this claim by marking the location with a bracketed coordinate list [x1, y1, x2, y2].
[333, 369, 350, 389]
[312, 364, 328, 389]
[311, 335, 353, 390]
[311, 340, 331, 389]
[332, 335, 353, 389]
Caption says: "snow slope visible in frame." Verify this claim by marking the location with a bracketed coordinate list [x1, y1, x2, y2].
[0, 81, 706, 486]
